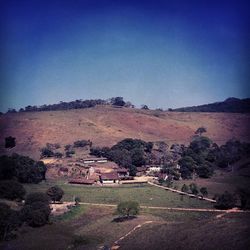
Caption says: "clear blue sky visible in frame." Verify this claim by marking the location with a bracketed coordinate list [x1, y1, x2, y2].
[0, 0, 249, 112]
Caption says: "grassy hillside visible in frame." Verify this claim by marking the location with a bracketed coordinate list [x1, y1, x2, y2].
[1, 106, 250, 159]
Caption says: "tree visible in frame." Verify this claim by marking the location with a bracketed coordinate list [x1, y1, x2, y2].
[21, 192, 51, 227]
[195, 127, 207, 136]
[111, 97, 125, 107]
[237, 189, 250, 209]
[181, 184, 189, 193]
[0, 203, 20, 241]
[117, 201, 140, 218]
[5, 136, 16, 148]
[214, 191, 237, 210]
[200, 187, 208, 198]
[141, 105, 149, 110]
[189, 183, 199, 195]
[0, 180, 26, 201]
[0, 154, 47, 184]
[46, 186, 64, 203]
[178, 156, 196, 179]
[25, 192, 50, 205]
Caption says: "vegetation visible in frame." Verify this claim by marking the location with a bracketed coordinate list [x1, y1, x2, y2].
[5, 136, 16, 148]
[0, 203, 20, 241]
[189, 183, 199, 195]
[117, 201, 140, 218]
[9, 97, 134, 113]
[0, 180, 26, 201]
[181, 184, 189, 193]
[73, 140, 91, 148]
[47, 186, 64, 203]
[21, 192, 51, 227]
[200, 187, 208, 198]
[172, 97, 250, 113]
[0, 154, 47, 184]
[90, 138, 153, 175]
[214, 191, 237, 210]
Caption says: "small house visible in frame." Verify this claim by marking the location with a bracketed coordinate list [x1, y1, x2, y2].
[99, 172, 119, 184]
[116, 168, 129, 179]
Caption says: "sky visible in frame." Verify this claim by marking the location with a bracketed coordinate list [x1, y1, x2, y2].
[0, 0, 250, 112]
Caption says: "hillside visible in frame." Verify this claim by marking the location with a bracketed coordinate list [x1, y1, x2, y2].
[0, 106, 250, 159]
[172, 97, 250, 113]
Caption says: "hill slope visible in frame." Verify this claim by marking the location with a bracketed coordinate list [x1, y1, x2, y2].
[172, 97, 250, 113]
[0, 106, 250, 159]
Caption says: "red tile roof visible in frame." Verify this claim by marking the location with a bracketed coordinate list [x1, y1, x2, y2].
[100, 172, 119, 180]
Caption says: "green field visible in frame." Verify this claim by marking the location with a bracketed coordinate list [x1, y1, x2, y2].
[23, 180, 213, 208]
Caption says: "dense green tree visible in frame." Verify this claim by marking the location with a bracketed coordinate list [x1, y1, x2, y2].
[111, 97, 125, 106]
[46, 186, 64, 203]
[25, 192, 50, 205]
[0, 154, 47, 184]
[214, 191, 237, 210]
[0, 203, 21, 241]
[21, 192, 51, 227]
[195, 127, 207, 136]
[0, 180, 26, 201]
[117, 201, 140, 218]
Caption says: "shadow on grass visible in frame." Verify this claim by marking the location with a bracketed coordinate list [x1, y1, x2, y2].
[112, 216, 137, 223]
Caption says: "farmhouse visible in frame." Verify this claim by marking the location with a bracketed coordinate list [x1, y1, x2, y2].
[116, 168, 129, 179]
[81, 158, 108, 164]
[68, 178, 94, 185]
[99, 172, 119, 184]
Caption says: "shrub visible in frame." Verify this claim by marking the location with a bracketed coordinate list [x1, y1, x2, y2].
[73, 140, 90, 148]
[46, 186, 64, 203]
[200, 187, 208, 197]
[0, 180, 26, 200]
[54, 152, 63, 158]
[189, 183, 199, 195]
[181, 184, 189, 193]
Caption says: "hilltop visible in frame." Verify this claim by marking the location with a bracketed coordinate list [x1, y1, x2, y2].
[171, 97, 250, 113]
[0, 105, 250, 159]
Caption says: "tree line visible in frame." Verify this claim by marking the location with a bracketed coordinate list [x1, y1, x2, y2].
[6, 97, 134, 113]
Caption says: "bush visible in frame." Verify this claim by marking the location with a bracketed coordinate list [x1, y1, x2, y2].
[47, 186, 64, 203]
[0, 180, 26, 200]
[214, 191, 237, 210]
[189, 183, 199, 195]
[200, 187, 208, 197]
[73, 140, 91, 148]
[181, 184, 189, 193]
[40, 147, 54, 158]
[54, 152, 63, 158]
[117, 201, 140, 218]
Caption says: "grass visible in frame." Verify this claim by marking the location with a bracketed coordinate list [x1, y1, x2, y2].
[52, 205, 86, 222]
[23, 180, 213, 208]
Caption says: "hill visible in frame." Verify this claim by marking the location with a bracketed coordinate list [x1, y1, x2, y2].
[172, 97, 250, 113]
[0, 106, 250, 159]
